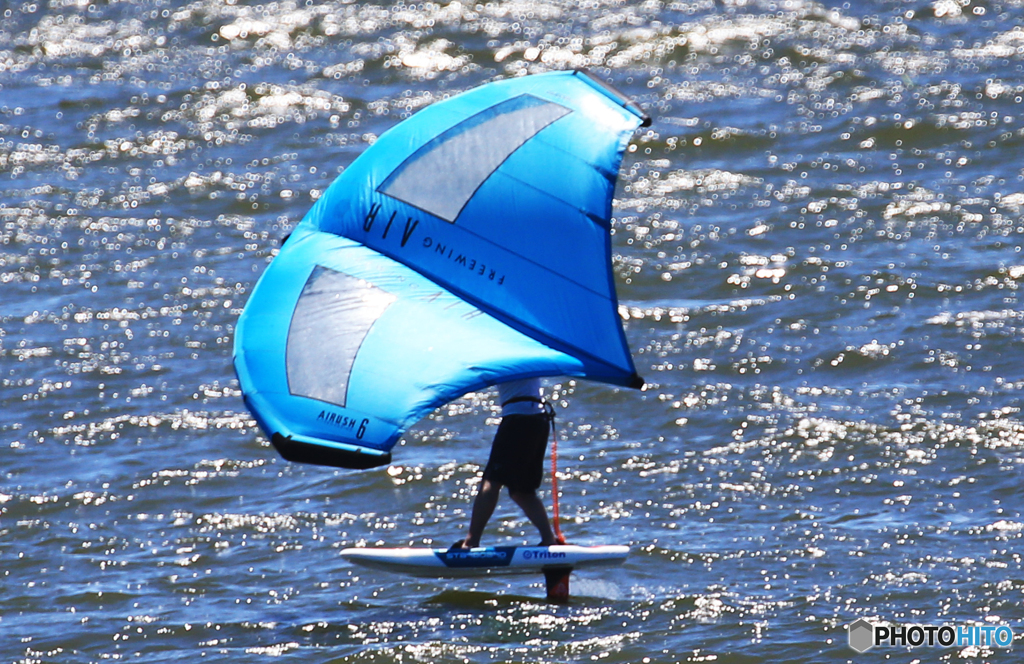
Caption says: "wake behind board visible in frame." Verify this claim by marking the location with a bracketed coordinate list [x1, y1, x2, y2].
[341, 544, 628, 578]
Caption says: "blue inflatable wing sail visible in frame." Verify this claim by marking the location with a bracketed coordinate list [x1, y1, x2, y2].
[234, 70, 648, 469]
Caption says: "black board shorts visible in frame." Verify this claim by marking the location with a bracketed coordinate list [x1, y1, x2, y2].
[482, 414, 550, 493]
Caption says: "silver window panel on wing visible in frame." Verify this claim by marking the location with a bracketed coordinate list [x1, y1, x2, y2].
[379, 94, 572, 222]
[286, 265, 396, 407]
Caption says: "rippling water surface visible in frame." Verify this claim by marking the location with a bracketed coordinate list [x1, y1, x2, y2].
[3, 0, 1024, 661]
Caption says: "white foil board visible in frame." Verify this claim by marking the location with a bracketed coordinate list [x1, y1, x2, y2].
[341, 544, 629, 577]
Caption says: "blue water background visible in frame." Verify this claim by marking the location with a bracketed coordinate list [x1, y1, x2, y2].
[2, 0, 1024, 661]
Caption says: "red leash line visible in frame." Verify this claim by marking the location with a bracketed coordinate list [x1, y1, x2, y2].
[550, 418, 566, 545]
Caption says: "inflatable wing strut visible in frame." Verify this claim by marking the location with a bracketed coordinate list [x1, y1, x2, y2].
[234, 70, 649, 469]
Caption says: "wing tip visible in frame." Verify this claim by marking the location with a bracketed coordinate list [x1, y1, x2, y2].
[572, 69, 650, 127]
[630, 374, 646, 390]
[271, 433, 392, 470]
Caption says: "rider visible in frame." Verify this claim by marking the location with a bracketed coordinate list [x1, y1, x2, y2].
[452, 377, 560, 549]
